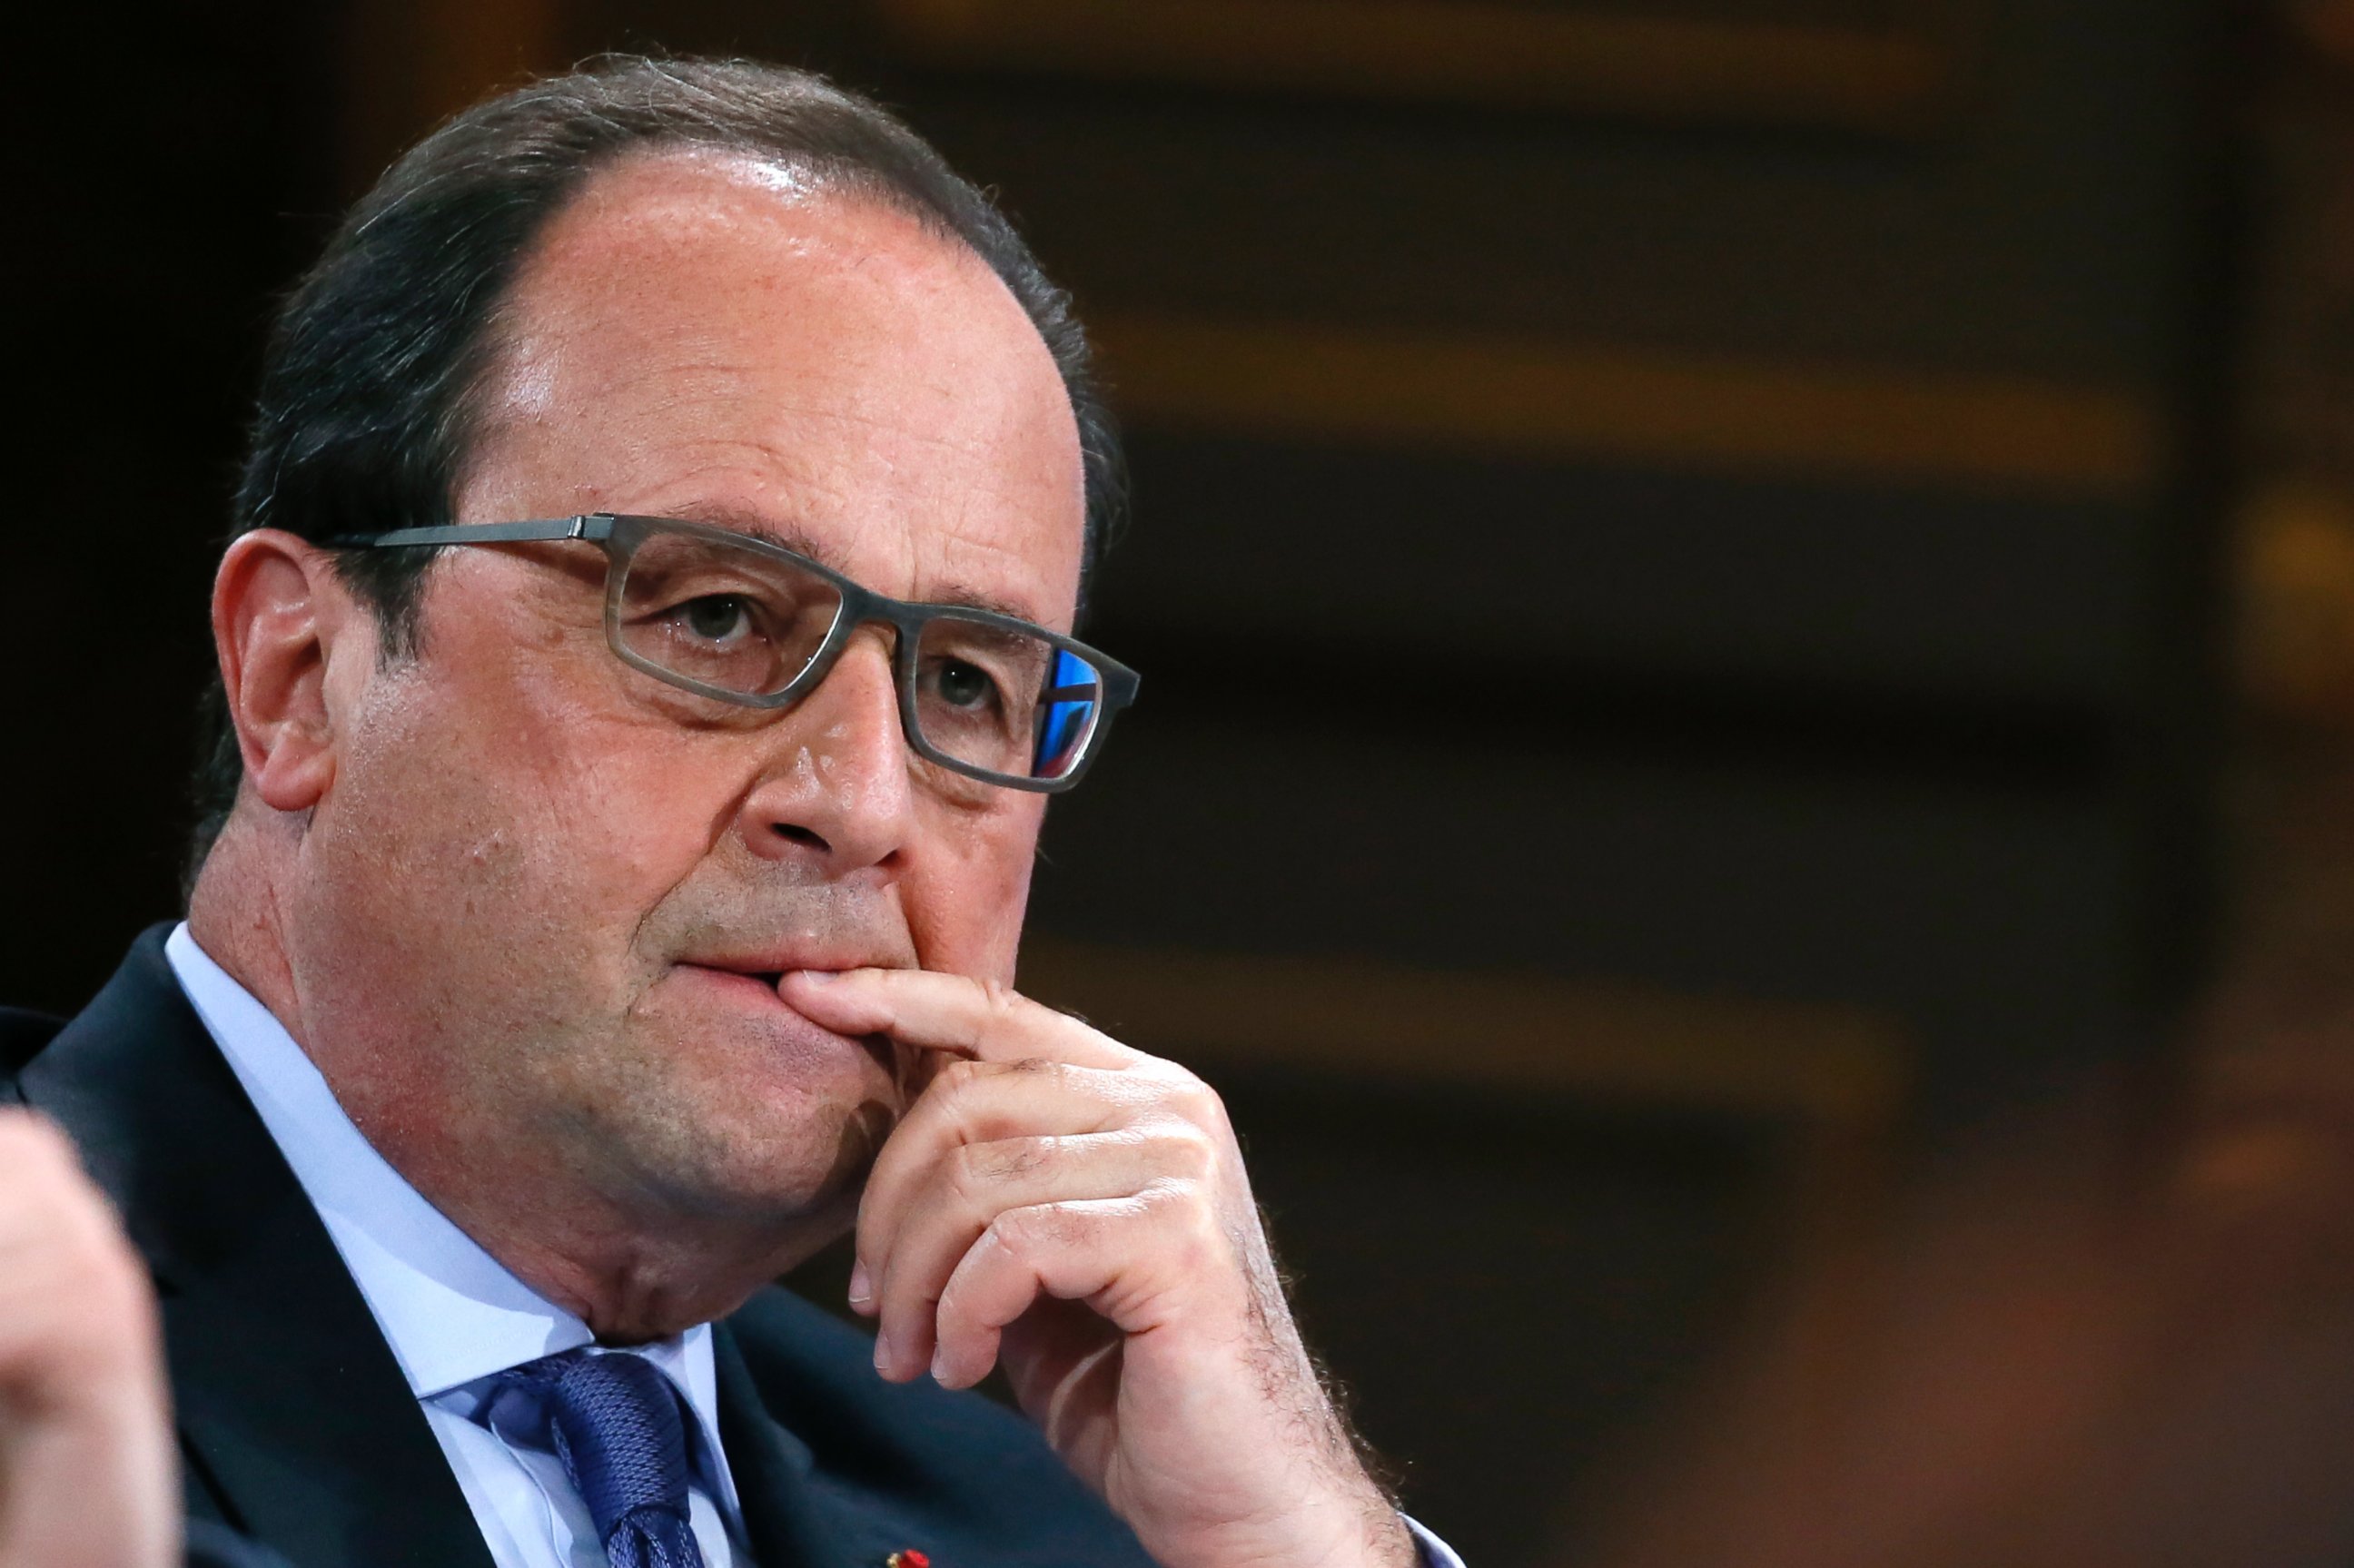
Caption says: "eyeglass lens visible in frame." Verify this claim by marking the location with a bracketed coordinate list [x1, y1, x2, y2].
[613, 528, 844, 696]
[912, 617, 1103, 783]
[612, 526, 1106, 784]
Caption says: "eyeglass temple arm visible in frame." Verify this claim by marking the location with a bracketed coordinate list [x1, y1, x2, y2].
[328, 515, 616, 548]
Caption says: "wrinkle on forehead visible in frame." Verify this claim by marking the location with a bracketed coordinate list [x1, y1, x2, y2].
[458, 144, 1087, 633]
[650, 496, 1062, 626]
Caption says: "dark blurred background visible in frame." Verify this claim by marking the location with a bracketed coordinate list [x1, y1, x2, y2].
[27, 1, 2354, 1563]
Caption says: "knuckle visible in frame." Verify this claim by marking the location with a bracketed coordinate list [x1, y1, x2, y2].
[932, 1062, 998, 1141]
[945, 1137, 1051, 1203]
[995, 1200, 1083, 1257]
[979, 979, 1028, 1033]
[1134, 1177, 1192, 1218]
[1146, 1183, 1225, 1264]
[1137, 1062, 1223, 1120]
[1112, 1077, 1171, 1120]
[1171, 1128, 1221, 1182]
[935, 1054, 1057, 1105]
[975, 1210, 1028, 1267]
[934, 1057, 988, 1098]
[1173, 1074, 1228, 1126]
[1142, 1119, 1218, 1181]
[942, 1143, 992, 1208]
[982, 1136, 1057, 1185]
[1146, 1179, 1225, 1261]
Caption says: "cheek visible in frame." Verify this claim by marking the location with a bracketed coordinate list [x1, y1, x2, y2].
[323, 643, 734, 981]
[904, 796, 1046, 983]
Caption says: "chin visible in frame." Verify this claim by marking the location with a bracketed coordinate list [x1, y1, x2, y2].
[618, 1062, 898, 1228]
[710, 1087, 892, 1214]
[570, 971, 902, 1225]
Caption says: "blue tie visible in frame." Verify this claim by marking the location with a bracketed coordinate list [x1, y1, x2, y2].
[492, 1349, 708, 1568]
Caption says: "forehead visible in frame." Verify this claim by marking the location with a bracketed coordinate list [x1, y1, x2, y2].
[459, 148, 1087, 627]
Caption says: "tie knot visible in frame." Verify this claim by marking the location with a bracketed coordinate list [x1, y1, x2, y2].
[493, 1349, 705, 1568]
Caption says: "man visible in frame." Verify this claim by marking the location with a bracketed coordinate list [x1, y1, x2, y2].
[5, 56, 1454, 1568]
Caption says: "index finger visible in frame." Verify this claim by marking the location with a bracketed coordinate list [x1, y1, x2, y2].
[779, 966, 1142, 1070]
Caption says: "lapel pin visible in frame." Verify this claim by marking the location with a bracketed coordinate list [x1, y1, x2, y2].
[885, 1553, 932, 1568]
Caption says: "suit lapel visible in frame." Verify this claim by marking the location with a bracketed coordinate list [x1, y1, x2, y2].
[19, 928, 495, 1568]
[713, 1321, 899, 1568]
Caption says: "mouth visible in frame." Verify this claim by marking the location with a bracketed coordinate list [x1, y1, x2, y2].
[673, 961, 807, 1005]
[668, 962, 904, 1083]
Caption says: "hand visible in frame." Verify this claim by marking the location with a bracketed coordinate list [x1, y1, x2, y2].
[0, 1109, 175, 1568]
[782, 970, 1417, 1568]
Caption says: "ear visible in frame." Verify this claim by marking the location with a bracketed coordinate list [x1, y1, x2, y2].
[212, 530, 369, 814]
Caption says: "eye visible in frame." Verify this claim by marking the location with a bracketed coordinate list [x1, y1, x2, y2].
[676, 595, 754, 644]
[930, 658, 1001, 712]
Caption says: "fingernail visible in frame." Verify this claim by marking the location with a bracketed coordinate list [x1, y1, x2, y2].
[796, 969, 839, 985]
[873, 1327, 895, 1376]
[847, 1259, 872, 1307]
[930, 1346, 953, 1386]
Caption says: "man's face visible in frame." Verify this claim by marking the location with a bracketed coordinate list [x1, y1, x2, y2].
[283, 152, 1085, 1246]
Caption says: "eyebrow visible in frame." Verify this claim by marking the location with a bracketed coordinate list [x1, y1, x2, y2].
[653, 501, 1054, 626]
[662, 500, 834, 566]
[922, 581, 1048, 625]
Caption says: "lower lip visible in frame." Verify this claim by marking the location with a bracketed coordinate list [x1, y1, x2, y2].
[671, 964, 896, 1071]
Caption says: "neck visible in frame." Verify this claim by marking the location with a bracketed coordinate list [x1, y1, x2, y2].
[430, 1196, 845, 1344]
[186, 804, 846, 1341]
[186, 804, 308, 1043]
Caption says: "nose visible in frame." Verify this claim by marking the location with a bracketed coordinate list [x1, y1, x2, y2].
[734, 632, 915, 875]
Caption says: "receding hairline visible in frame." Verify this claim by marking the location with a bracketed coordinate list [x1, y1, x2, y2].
[452, 141, 1083, 520]
[541, 135, 984, 272]
[512, 141, 1034, 309]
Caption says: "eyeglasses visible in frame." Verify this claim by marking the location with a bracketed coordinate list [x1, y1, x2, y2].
[333, 513, 1139, 793]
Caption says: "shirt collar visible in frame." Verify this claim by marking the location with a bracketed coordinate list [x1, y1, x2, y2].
[162, 923, 741, 1513]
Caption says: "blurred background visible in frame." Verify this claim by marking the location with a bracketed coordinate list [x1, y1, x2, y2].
[27, 1, 2354, 1563]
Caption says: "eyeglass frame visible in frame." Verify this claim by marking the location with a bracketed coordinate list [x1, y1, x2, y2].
[329, 511, 1141, 794]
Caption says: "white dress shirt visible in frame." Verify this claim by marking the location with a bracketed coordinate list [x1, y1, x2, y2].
[162, 922, 1465, 1568]
[164, 924, 745, 1568]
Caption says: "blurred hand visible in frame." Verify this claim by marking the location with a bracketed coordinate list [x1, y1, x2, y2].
[783, 969, 1416, 1568]
[0, 1109, 174, 1568]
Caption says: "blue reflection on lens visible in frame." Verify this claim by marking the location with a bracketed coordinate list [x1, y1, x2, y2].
[1033, 647, 1098, 776]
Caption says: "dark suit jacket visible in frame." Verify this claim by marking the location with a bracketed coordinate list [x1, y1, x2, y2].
[3, 928, 1157, 1568]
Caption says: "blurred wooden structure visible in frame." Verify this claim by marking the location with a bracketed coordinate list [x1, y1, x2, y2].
[15, 2, 2245, 1564]
[2240, 3, 2354, 730]
[1023, 937, 1904, 1129]
[1085, 311, 2159, 494]
[872, 0, 1972, 133]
